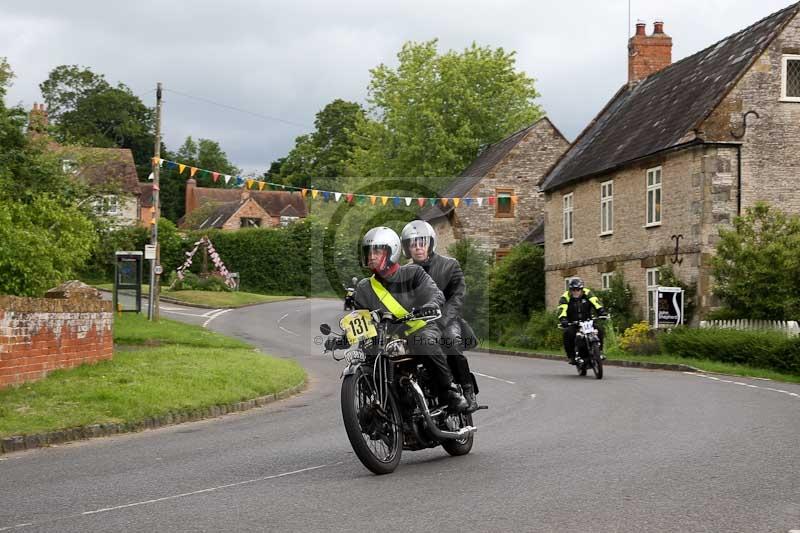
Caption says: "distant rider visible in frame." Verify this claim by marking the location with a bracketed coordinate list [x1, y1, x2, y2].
[558, 277, 607, 364]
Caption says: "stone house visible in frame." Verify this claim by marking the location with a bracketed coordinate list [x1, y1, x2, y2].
[539, 3, 800, 323]
[28, 103, 142, 227]
[418, 117, 569, 261]
[183, 178, 307, 230]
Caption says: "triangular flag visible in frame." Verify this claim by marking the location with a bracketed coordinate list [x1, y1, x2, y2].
[357, 195, 367, 205]
[511, 195, 518, 205]
[147, 172, 154, 181]
[428, 198, 436, 206]
[151, 157, 160, 165]
[381, 196, 389, 205]
[212, 172, 219, 182]
[312, 189, 319, 199]
[334, 192, 342, 202]
[477, 197, 484, 207]
[465, 198, 473, 207]
[404, 197, 412, 206]
[246, 179, 254, 189]
[370, 196, 377, 205]
[236, 176, 243, 185]
[158, 159, 164, 168]
[258, 181, 266, 191]
[441, 198, 449, 207]
[417, 198, 426, 207]
[190, 167, 198, 177]
[224, 175, 231, 184]
[346, 193, 354, 203]
[153, 183, 160, 191]
[166, 161, 177, 169]
[301, 189, 308, 197]
[178, 164, 186, 174]
[453, 198, 461, 208]
[393, 197, 401, 207]
[488, 196, 496, 206]
[323, 191, 330, 201]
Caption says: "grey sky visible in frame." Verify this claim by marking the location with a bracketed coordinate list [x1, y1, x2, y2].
[1, 0, 794, 174]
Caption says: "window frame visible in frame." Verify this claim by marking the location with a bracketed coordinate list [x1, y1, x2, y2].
[239, 217, 262, 228]
[562, 192, 574, 243]
[646, 267, 661, 325]
[495, 188, 515, 218]
[781, 54, 800, 102]
[601, 272, 614, 290]
[495, 248, 511, 263]
[646, 167, 662, 227]
[600, 180, 614, 235]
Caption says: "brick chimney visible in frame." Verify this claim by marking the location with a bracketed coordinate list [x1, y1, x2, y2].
[185, 178, 197, 216]
[27, 102, 49, 135]
[628, 20, 672, 84]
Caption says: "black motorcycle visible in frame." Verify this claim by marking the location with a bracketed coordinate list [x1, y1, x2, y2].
[343, 286, 356, 311]
[562, 316, 609, 379]
[320, 308, 480, 475]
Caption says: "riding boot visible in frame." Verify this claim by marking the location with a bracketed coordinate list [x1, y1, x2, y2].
[440, 384, 468, 413]
[462, 383, 478, 413]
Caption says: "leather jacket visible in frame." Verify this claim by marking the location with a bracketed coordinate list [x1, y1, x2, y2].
[417, 253, 465, 328]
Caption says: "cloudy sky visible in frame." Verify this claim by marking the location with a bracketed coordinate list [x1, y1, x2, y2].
[1, 0, 794, 173]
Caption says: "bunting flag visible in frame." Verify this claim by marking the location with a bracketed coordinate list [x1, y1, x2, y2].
[153, 157, 538, 211]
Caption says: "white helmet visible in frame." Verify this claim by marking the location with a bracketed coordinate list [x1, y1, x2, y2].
[360, 227, 402, 270]
[401, 220, 437, 259]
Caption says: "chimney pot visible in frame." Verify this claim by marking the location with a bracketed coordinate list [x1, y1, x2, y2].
[628, 19, 672, 84]
[654, 21, 664, 34]
[635, 22, 646, 36]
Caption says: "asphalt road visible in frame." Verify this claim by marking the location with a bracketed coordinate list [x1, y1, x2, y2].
[1, 298, 799, 532]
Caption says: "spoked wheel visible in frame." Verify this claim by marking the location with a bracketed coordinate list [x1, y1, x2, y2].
[341, 369, 402, 474]
[591, 345, 603, 380]
[577, 358, 587, 376]
[441, 411, 474, 456]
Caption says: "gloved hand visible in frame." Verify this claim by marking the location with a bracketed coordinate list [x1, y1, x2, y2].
[324, 336, 346, 351]
[559, 317, 569, 328]
[598, 307, 609, 317]
[415, 305, 440, 318]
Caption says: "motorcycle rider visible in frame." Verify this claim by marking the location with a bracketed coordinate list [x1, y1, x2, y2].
[351, 226, 468, 412]
[400, 220, 479, 413]
[558, 277, 608, 364]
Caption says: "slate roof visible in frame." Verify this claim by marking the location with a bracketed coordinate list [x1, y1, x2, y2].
[58, 147, 141, 195]
[419, 117, 563, 221]
[521, 219, 545, 246]
[198, 201, 244, 230]
[139, 183, 154, 208]
[540, 2, 800, 192]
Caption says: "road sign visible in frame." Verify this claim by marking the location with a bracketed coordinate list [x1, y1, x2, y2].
[145, 244, 156, 260]
[154, 265, 163, 275]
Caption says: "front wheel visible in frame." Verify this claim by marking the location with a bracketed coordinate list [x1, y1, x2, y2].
[591, 344, 603, 380]
[341, 369, 403, 475]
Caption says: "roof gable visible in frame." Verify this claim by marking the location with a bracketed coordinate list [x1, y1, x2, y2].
[57, 146, 140, 195]
[420, 117, 565, 220]
[541, 2, 800, 192]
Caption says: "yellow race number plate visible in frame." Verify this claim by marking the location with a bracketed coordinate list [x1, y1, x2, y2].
[340, 310, 377, 345]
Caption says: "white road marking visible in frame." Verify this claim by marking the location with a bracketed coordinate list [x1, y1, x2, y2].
[683, 372, 800, 400]
[277, 312, 300, 337]
[159, 309, 209, 318]
[202, 308, 232, 328]
[0, 464, 336, 531]
[530, 394, 537, 399]
[474, 371, 515, 385]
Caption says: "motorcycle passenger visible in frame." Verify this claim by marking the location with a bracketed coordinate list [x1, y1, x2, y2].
[558, 277, 608, 364]
[401, 220, 479, 413]
[353, 227, 468, 412]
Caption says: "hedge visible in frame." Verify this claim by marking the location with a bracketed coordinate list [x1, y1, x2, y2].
[661, 327, 800, 375]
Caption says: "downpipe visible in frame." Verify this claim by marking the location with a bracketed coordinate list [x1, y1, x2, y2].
[406, 379, 477, 441]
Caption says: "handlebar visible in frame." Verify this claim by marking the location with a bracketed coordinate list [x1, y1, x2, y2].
[558, 315, 610, 328]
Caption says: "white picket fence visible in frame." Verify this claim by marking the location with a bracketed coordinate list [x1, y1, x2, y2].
[699, 319, 800, 336]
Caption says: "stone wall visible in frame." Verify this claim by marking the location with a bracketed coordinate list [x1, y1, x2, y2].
[0, 283, 113, 388]
[451, 118, 569, 259]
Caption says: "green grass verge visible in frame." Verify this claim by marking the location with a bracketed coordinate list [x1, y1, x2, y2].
[94, 284, 297, 308]
[0, 315, 306, 437]
[479, 340, 800, 384]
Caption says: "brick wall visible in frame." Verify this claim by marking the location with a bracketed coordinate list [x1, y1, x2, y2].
[221, 197, 274, 230]
[0, 294, 113, 389]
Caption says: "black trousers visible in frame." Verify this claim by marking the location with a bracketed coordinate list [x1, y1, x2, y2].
[407, 326, 453, 389]
[563, 324, 605, 358]
[439, 319, 477, 386]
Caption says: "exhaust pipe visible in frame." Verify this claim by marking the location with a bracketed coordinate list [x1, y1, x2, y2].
[407, 379, 477, 441]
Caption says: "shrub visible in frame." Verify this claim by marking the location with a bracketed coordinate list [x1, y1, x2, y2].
[619, 321, 660, 355]
[661, 327, 800, 375]
[171, 272, 231, 292]
[596, 272, 637, 333]
[487, 243, 545, 323]
[448, 238, 491, 337]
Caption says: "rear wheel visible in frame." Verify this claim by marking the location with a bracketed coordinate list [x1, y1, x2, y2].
[441, 412, 474, 456]
[341, 369, 402, 475]
[591, 344, 603, 380]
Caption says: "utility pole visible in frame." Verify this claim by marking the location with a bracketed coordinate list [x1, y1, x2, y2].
[148, 82, 163, 321]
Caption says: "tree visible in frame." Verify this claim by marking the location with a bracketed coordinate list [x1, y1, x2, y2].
[0, 60, 97, 296]
[712, 203, 800, 320]
[487, 243, 545, 323]
[278, 99, 365, 189]
[352, 40, 543, 179]
[39, 66, 155, 178]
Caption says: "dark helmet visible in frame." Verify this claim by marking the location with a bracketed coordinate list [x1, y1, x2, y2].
[568, 277, 584, 291]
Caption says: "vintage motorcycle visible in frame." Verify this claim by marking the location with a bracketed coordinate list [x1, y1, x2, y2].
[320, 307, 479, 475]
[562, 316, 609, 379]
